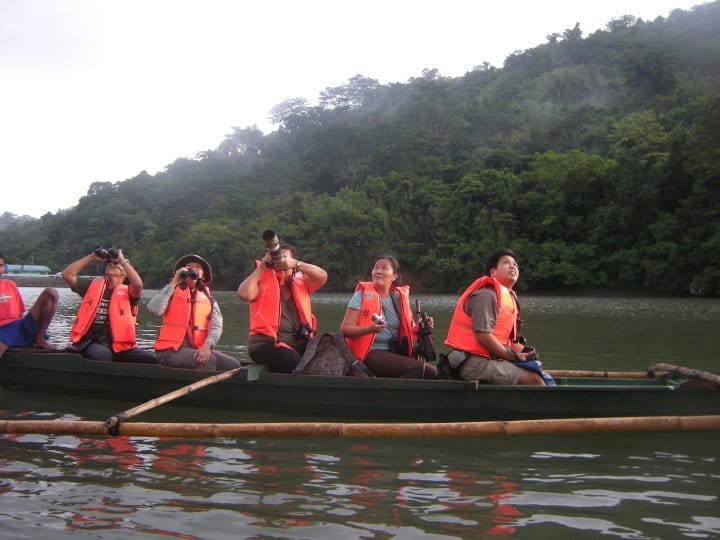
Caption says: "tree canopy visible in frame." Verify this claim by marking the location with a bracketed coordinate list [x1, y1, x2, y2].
[2, 2, 719, 295]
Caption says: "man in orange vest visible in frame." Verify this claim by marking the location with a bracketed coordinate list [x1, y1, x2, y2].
[237, 241, 328, 373]
[0, 251, 58, 358]
[62, 247, 157, 363]
[444, 249, 544, 385]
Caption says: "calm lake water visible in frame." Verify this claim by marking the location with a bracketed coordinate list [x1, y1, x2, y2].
[1, 287, 719, 539]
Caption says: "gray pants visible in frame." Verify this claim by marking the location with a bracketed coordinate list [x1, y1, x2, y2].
[156, 345, 241, 372]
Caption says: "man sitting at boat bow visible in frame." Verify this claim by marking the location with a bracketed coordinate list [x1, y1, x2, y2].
[444, 249, 546, 385]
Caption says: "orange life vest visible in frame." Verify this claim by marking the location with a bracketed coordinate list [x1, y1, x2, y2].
[154, 285, 213, 351]
[346, 282, 415, 361]
[0, 279, 25, 326]
[444, 276, 518, 358]
[248, 261, 317, 344]
[70, 277, 138, 353]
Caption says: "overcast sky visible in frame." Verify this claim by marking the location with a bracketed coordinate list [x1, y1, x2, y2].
[1, 0, 705, 218]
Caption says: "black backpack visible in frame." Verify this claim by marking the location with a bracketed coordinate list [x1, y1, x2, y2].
[292, 332, 374, 377]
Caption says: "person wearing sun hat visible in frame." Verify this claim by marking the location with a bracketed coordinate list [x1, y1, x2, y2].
[147, 254, 242, 371]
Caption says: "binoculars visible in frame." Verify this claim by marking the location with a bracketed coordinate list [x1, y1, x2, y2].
[180, 269, 199, 280]
[94, 246, 120, 260]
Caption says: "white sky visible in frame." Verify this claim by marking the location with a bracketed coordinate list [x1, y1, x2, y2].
[1, 0, 705, 218]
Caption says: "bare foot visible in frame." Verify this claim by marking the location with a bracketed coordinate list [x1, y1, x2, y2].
[33, 337, 57, 351]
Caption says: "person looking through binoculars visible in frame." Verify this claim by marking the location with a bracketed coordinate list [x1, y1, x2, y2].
[61, 247, 157, 363]
[237, 232, 328, 373]
[147, 254, 242, 372]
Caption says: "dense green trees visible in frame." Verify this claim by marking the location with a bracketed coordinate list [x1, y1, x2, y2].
[2, 2, 719, 295]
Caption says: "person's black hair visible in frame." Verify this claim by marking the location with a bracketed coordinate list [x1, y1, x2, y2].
[0, 252, 4, 260]
[280, 244, 297, 259]
[371, 255, 403, 285]
[484, 249, 519, 276]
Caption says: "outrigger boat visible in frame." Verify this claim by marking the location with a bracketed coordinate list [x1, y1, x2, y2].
[1, 349, 719, 424]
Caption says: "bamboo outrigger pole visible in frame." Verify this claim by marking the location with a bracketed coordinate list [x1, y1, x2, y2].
[2, 415, 719, 438]
[547, 370, 652, 378]
[547, 364, 720, 383]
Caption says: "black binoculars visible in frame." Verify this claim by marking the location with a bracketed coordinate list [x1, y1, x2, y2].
[94, 246, 120, 260]
[180, 269, 199, 280]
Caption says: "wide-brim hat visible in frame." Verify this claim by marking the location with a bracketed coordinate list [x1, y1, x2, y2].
[174, 254, 212, 284]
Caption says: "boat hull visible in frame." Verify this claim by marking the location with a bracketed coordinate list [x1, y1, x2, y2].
[1, 350, 718, 422]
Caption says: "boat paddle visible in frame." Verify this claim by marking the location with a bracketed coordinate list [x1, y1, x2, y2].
[105, 366, 248, 434]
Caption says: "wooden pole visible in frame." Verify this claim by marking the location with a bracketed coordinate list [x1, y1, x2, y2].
[547, 365, 720, 382]
[2, 415, 719, 438]
[649, 363, 720, 385]
[546, 369, 654, 378]
[105, 367, 245, 431]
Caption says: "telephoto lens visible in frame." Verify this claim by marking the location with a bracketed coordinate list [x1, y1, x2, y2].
[262, 229, 283, 263]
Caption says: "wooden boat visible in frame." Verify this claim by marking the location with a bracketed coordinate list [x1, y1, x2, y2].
[1, 349, 719, 423]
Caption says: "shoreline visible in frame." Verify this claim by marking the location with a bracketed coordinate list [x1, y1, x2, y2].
[4, 275, 71, 288]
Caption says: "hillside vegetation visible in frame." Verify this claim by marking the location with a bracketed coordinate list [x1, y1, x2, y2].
[2, 2, 719, 295]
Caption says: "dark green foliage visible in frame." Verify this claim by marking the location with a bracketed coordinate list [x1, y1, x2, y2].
[3, 2, 720, 295]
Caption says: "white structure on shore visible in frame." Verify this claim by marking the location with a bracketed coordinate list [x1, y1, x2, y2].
[4, 264, 52, 276]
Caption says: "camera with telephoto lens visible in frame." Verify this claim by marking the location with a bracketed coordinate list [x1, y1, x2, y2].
[262, 229, 283, 265]
[180, 268, 199, 280]
[94, 246, 120, 260]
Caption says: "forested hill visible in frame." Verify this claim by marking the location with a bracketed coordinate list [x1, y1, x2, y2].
[2, 2, 719, 295]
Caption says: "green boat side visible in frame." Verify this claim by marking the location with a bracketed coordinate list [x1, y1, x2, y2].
[1, 349, 719, 422]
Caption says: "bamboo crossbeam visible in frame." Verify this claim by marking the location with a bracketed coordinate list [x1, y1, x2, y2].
[2, 415, 719, 438]
[105, 367, 244, 431]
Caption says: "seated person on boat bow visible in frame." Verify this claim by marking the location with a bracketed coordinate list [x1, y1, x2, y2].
[0, 251, 58, 358]
[147, 254, 242, 372]
[61, 247, 157, 363]
[444, 249, 546, 385]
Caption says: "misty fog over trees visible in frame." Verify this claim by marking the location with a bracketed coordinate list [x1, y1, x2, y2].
[2, 2, 719, 295]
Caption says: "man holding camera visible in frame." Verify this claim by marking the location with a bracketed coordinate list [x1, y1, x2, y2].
[62, 247, 157, 363]
[147, 254, 242, 371]
[237, 237, 328, 373]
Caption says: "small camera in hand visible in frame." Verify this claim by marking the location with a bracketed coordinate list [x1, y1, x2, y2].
[372, 313, 386, 325]
[95, 246, 120, 260]
[294, 325, 311, 340]
[180, 269, 199, 280]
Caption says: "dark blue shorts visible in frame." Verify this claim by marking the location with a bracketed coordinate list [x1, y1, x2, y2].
[0, 314, 39, 347]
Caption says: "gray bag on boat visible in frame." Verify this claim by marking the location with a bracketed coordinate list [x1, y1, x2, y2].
[292, 332, 374, 377]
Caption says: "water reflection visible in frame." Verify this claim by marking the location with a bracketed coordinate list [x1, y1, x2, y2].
[1, 430, 718, 538]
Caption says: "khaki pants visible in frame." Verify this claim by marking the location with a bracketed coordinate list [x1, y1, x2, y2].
[459, 355, 522, 384]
